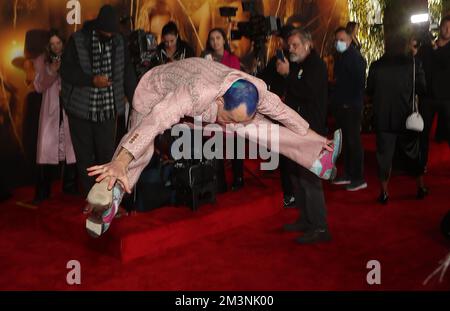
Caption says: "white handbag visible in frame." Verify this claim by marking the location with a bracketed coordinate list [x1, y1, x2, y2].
[405, 57, 424, 132]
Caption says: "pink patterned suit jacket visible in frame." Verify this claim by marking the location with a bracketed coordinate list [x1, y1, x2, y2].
[116, 57, 325, 187]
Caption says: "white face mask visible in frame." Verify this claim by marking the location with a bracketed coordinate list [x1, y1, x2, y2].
[336, 40, 348, 53]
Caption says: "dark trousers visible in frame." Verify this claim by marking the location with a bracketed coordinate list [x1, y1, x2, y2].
[289, 164, 327, 230]
[0, 176, 11, 202]
[434, 100, 450, 145]
[67, 115, 117, 195]
[335, 105, 365, 182]
[215, 134, 244, 188]
[34, 162, 78, 200]
[216, 159, 244, 186]
[419, 99, 450, 170]
[376, 131, 421, 181]
[418, 97, 436, 171]
[279, 155, 293, 197]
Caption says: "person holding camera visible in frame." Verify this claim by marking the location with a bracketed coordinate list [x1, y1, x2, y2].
[32, 29, 77, 204]
[259, 24, 296, 207]
[276, 28, 333, 244]
[60, 5, 137, 200]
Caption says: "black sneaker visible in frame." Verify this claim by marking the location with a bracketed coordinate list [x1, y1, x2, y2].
[283, 222, 310, 232]
[296, 228, 331, 244]
[283, 195, 295, 208]
[346, 180, 368, 191]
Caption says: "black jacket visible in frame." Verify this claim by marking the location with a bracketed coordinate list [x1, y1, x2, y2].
[431, 41, 450, 101]
[258, 53, 288, 98]
[332, 45, 366, 107]
[153, 39, 195, 66]
[60, 20, 137, 103]
[367, 54, 426, 132]
[285, 50, 329, 136]
[417, 41, 450, 101]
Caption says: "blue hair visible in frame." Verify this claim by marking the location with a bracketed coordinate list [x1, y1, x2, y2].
[223, 79, 258, 117]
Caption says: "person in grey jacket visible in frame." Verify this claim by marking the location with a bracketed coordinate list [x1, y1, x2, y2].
[60, 4, 137, 198]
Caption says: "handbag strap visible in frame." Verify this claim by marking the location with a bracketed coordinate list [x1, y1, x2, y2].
[412, 57, 418, 113]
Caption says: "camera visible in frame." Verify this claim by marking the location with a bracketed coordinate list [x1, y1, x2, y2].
[50, 53, 61, 62]
[129, 29, 159, 79]
[230, 14, 282, 41]
[219, 7, 238, 18]
[276, 49, 285, 61]
[228, 0, 282, 42]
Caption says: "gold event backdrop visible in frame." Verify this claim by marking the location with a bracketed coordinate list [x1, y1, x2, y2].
[0, 0, 348, 165]
[2, 0, 447, 182]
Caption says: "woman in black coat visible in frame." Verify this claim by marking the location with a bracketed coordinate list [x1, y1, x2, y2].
[367, 35, 427, 204]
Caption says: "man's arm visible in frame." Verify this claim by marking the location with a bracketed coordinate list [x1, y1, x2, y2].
[121, 84, 194, 162]
[366, 62, 376, 97]
[415, 58, 427, 96]
[60, 36, 94, 87]
[88, 83, 195, 190]
[256, 90, 309, 136]
[351, 52, 367, 92]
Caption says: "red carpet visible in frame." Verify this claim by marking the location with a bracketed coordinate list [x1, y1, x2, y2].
[1, 134, 449, 290]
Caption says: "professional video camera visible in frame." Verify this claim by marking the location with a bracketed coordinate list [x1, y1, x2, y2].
[220, 1, 282, 44]
[128, 29, 159, 79]
[220, 0, 282, 74]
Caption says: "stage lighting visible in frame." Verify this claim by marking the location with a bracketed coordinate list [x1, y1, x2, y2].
[410, 13, 429, 24]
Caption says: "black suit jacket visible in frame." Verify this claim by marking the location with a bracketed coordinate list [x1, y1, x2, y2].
[285, 50, 329, 136]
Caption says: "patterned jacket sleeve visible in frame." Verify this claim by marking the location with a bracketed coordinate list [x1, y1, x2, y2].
[257, 89, 310, 136]
[121, 84, 194, 161]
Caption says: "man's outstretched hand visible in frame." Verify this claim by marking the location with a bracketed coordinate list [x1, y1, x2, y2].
[86, 148, 134, 194]
[87, 160, 131, 194]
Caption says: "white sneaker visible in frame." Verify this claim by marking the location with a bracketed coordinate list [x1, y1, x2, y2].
[346, 181, 368, 191]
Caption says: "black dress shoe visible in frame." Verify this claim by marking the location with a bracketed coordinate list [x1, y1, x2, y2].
[378, 192, 389, 205]
[417, 187, 429, 199]
[296, 229, 331, 244]
[231, 177, 244, 191]
[283, 222, 310, 232]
